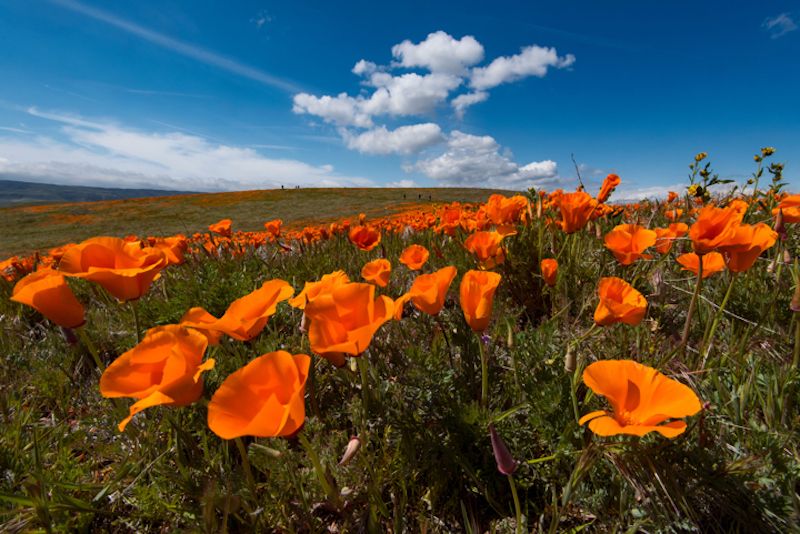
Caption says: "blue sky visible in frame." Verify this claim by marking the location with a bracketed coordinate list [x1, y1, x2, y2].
[0, 0, 797, 198]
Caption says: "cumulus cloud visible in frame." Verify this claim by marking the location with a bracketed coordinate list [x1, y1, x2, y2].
[360, 72, 461, 116]
[391, 31, 484, 75]
[292, 92, 373, 128]
[763, 13, 797, 39]
[412, 130, 558, 189]
[451, 91, 489, 118]
[0, 108, 371, 191]
[470, 45, 575, 91]
[342, 123, 444, 155]
[293, 31, 575, 128]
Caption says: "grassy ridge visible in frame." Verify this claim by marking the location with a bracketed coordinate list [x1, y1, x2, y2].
[0, 187, 507, 258]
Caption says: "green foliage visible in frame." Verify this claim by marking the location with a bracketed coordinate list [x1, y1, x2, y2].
[0, 197, 798, 532]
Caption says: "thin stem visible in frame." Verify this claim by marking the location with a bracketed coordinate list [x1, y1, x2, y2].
[234, 437, 256, 495]
[477, 333, 489, 407]
[508, 474, 522, 534]
[701, 272, 737, 363]
[76, 327, 104, 371]
[358, 356, 369, 424]
[680, 257, 703, 356]
[129, 300, 141, 343]
[793, 317, 800, 370]
[297, 433, 341, 508]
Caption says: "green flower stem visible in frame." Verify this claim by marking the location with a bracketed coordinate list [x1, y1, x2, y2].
[508, 474, 523, 534]
[129, 300, 141, 343]
[234, 437, 256, 495]
[298, 432, 340, 508]
[76, 327, 104, 371]
[477, 333, 489, 408]
[793, 317, 800, 370]
[680, 257, 704, 357]
[700, 272, 737, 364]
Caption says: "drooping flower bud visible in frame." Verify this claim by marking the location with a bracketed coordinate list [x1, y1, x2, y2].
[338, 436, 361, 466]
[488, 424, 518, 476]
[791, 284, 800, 313]
[774, 209, 786, 241]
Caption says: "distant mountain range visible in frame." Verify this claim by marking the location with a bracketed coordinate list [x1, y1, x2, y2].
[0, 179, 195, 207]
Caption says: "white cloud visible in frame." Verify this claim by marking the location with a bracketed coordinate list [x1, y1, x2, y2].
[763, 13, 797, 39]
[0, 109, 371, 191]
[352, 59, 378, 76]
[361, 72, 461, 116]
[342, 123, 444, 155]
[292, 92, 373, 128]
[386, 179, 418, 188]
[412, 130, 558, 189]
[451, 91, 489, 118]
[470, 45, 575, 90]
[391, 31, 484, 75]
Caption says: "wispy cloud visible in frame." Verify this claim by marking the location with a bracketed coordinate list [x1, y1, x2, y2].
[0, 108, 370, 191]
[49, 0, 302, 93]
[763, 13, 798, 39]
[0, 126, 33, 134]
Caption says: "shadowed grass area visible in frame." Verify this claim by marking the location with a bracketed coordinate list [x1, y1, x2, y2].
[0, 187, 509, 258]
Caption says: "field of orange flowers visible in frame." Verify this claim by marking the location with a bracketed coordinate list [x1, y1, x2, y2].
[1, 151, 798, 532]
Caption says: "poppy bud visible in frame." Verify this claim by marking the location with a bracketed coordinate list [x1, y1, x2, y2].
[791, 284, 800, 313]
[784, 250, 792, 265]
[489, 424, 518, 476]
[774, 209, 786, 241]
[299, 312, 308, 333]
[564, 346, 576, 373]
[338, 436, 361, 466]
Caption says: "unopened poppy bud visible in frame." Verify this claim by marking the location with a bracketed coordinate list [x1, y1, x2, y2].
[489, 424, 518, 476]
[338, 436, 361, 466]
[506, 323, 514, 349]
[791, 284, 800, 313]
[595, 223, 603, 240]
[564, 346, 576, 373]
[784, 250, 791, 264]
[536, 198, 543, 219]
[299, 312, 308, 333]
[774, 209, 786, 241]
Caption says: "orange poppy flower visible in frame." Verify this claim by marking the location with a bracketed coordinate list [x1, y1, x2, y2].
[151, 235, 188, 265]
[464, 231, 506, 269]
[348, 225, 381, 251]
[558, 191, 598, 234]
[579, 360, 702, 438]
[772, 194, 800, 223]
[664, 208, 684, 221]
[289, 270, 351, 310]
[676, 252, 725, 278]
[718, 223, 778, 272]
[11, 268, 85, 328]
[207, 351, 310, 439]
[689, 204, 744, 255]
[597, 174, 621, 204]
[667, 191, 678, 203]
[540, 258, 558, 287]
[399, 244, 430, 270]
[264, 219, 282, 238]
[99, 325, 215, 431]
[459, 269, 502, 332]
[181, 279, 294, 341]
[654, 223, 688, 254]
[594, 277, 647, 326]
[304, 282, 394, 366]
[361, 258, 392, 287]
[179, 307, 223, 345]
[59, 237, 167, 302]
[401, 266, 457, 316]
[604, 224, 657, 265]
[485, 194, 529, 225]
[209, 219, 233, 237]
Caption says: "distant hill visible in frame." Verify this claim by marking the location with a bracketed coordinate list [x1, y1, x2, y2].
[0, 179, 194, 207]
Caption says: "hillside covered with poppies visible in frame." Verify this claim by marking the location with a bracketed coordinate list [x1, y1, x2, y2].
[1, 151, 798, 532]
